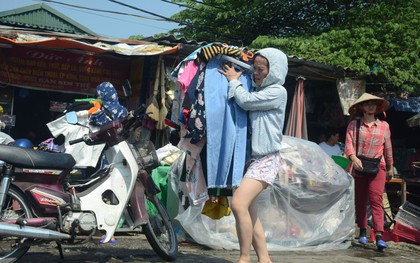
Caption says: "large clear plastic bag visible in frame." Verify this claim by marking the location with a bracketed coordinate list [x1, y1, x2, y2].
[170, 136, 355, 250]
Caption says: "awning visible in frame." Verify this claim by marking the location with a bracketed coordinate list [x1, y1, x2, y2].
[0, 34, 179, 56]
[388, 97, 420, 113]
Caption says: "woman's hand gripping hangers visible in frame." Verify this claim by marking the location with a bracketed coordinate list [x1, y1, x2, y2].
[218, 62, 243, 81]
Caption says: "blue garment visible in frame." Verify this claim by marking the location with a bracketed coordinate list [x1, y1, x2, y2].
[89, 82, 128, 126]
[204, 57, 252, 188]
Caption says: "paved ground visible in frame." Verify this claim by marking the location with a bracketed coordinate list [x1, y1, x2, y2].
[18, 233, 420, 263]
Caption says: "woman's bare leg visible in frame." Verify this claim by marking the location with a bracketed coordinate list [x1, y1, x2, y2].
[250, 203, 272, 263]
[231, 178, 271, 263]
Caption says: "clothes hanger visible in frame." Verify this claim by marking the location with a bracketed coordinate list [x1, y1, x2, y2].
[218, 54, 252, 71]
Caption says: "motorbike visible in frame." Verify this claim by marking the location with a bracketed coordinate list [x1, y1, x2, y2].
[0, 105, 177, 262]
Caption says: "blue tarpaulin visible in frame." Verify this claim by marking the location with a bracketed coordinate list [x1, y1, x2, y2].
[388, 97, 420, 113]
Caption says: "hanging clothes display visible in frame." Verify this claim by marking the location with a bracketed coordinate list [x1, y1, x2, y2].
[184, 64, 207, 144]
[146, 57, 162, 122]
[170, 61, 197, 127]
[156, 59, 168, 130]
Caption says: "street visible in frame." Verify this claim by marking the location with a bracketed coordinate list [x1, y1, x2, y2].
[18, 233, 419, 263]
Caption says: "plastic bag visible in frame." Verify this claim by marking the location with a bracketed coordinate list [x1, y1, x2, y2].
[172, 136, 355, 250]
[201, 196, 231, 220]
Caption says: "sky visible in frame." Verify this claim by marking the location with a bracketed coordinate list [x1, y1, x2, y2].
[0, 0, 185, 39]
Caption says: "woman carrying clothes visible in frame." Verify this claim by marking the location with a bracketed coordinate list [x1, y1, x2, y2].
[219, 48, 288, 263]
[345, 93, 394, 251]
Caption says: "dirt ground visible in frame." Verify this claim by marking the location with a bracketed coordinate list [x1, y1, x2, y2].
[18, 233, 419, 263]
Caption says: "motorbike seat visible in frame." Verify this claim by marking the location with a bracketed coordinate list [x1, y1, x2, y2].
[0, 145, 76, 169]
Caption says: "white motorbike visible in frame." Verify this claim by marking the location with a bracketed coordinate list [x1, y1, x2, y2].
[0, 106, 177, 262]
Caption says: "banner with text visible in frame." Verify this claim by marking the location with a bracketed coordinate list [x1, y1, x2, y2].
[0, 45, 131, 95]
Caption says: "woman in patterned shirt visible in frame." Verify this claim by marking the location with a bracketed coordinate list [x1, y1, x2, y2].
[345, 93, 393, 251]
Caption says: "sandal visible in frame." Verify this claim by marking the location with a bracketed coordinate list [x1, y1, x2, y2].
[358, 236, 368, 244]
[376, 239, 387, 251]
[99, 236, 117, 244]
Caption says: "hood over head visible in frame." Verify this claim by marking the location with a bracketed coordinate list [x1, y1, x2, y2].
[253, 48, 288, 89]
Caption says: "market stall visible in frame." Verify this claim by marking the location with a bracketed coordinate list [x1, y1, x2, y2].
[162, 43, 355, 250]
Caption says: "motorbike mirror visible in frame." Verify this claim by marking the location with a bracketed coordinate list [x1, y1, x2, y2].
[65, 111, 78, 124]
[122, 79, 132, 97]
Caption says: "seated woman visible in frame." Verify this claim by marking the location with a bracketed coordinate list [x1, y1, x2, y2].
[318, 128, 342, 156]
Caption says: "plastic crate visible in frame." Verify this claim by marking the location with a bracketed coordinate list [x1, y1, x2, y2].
[392, 221, 420, 244]
[394, 201, 420, 231]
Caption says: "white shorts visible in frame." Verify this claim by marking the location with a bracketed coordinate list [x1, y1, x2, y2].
[244, 152, 280, 185]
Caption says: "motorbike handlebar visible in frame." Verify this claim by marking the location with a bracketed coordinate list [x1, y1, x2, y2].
[67, 104, 148, 146]
[68, 137, 85, 145]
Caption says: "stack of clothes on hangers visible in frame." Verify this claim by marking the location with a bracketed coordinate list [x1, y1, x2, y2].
[168, 42, 254, 207]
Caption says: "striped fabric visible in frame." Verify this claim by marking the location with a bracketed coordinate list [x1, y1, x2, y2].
[197, 44, 241, 64]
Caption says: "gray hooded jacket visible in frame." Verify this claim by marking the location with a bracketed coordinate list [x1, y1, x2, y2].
[228, 48, 288, 157]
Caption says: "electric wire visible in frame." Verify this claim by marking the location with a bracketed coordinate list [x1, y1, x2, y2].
[108, 0, 191, 26]
[39, 0, 167, 21]
[159, 0, 216, 14]
[181, 0, 228, 11]
[54, 5, 172, 33]
[156, 1, 246, 42]
[36, 0, 243, 42]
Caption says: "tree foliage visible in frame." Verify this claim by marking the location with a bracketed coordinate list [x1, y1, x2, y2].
[128, 35, 145, 41]
[169, 0, 419, 93]
[251, 1, 419, 93]
[170, 1, 392, 44]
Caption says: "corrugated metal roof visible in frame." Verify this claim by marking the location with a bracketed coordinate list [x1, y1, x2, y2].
[0, 30, 179, 56]
[287, 56, 357, 81]
[0, 25, 149, 45]
[0, 3, 96, 35]
[143, 35, 208, 46]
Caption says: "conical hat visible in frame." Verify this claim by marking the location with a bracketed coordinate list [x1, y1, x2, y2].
[348, 93, 389, 115]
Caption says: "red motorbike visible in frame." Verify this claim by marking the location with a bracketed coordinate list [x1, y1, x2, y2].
[0, 106, 177, 262]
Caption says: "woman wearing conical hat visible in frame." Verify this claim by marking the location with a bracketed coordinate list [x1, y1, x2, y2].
[345, 93, 393, 251]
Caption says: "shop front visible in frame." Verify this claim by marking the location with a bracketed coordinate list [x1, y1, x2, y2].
[0, 33, 178, 144]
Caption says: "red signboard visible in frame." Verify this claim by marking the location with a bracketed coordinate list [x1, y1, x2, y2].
[0, 45, 131, 95]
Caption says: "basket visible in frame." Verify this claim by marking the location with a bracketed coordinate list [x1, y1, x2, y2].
[331, 155, 350, 169]
[393, 221, 420, 244]
[392, 201, 420, 244]
[394, 201, 420, 230]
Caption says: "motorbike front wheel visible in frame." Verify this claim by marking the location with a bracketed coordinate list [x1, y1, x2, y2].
[0, 188, 33, 263]
[142, 195, 177, 261]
